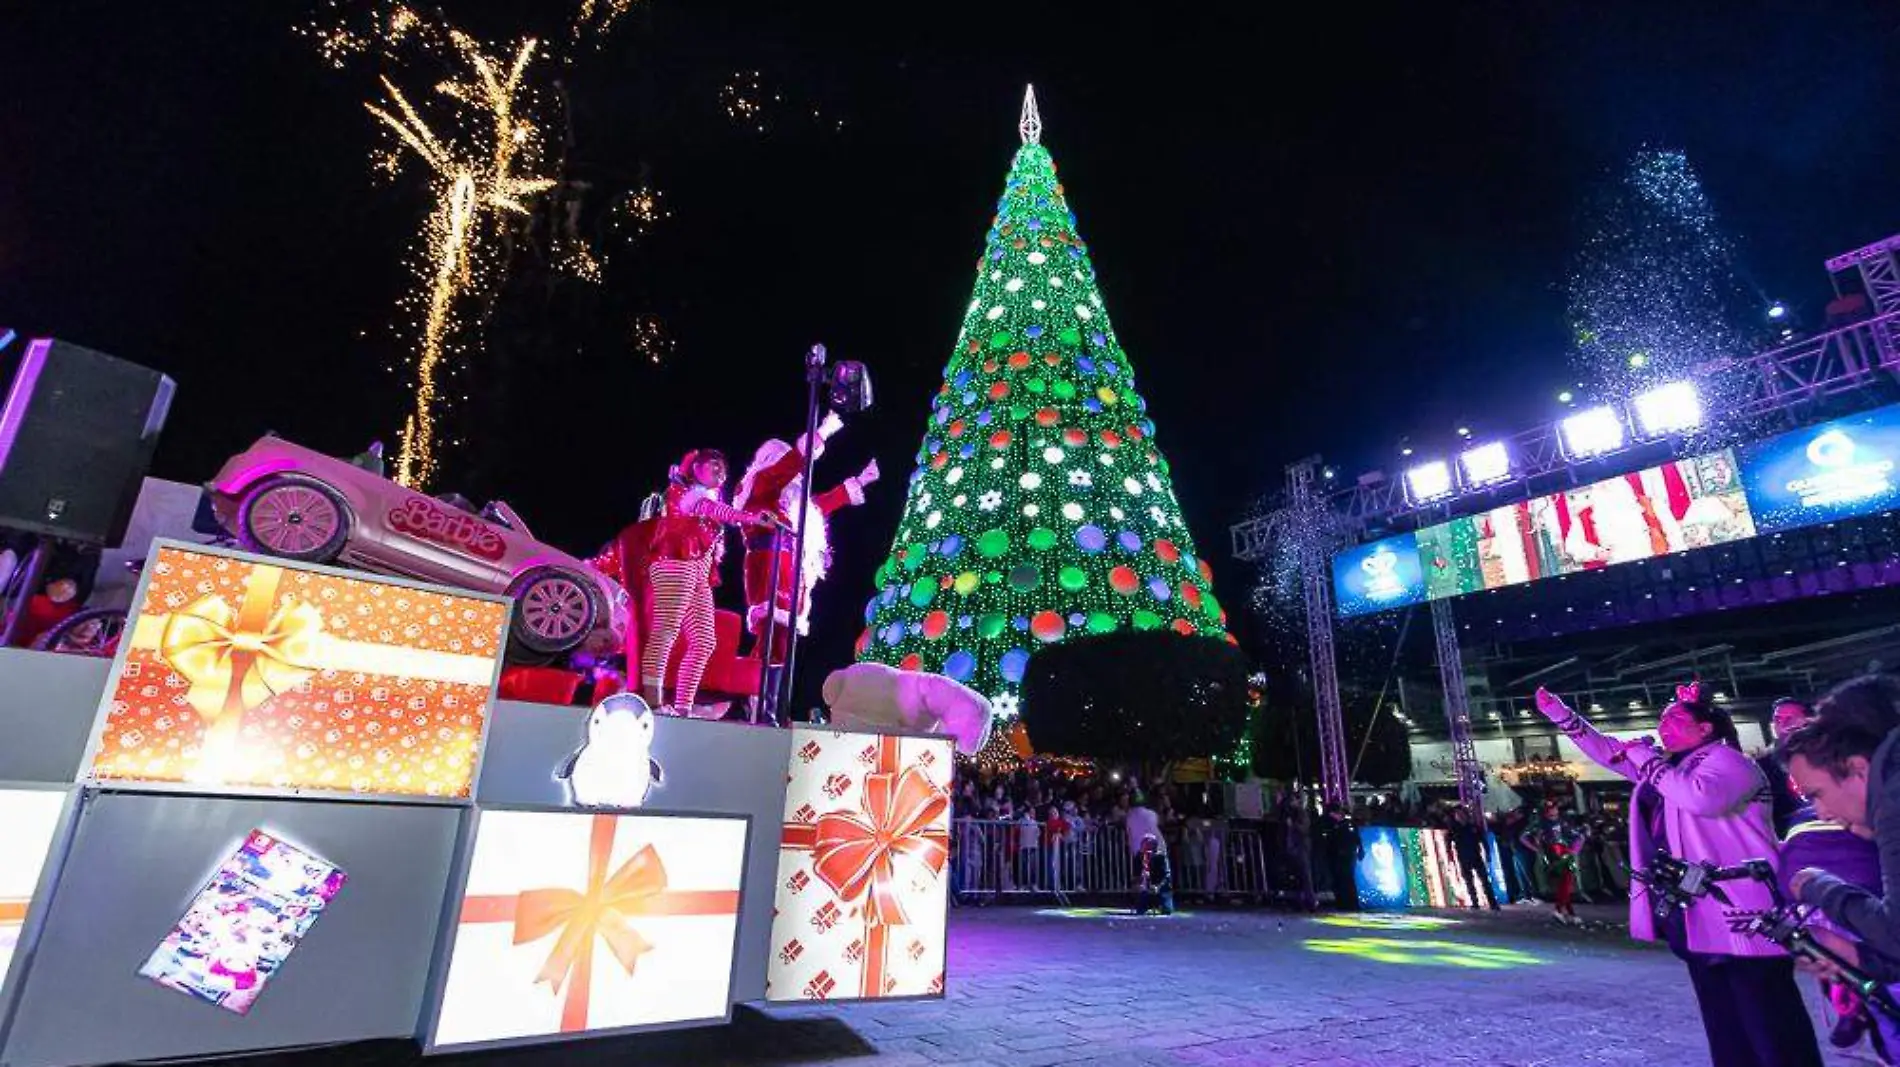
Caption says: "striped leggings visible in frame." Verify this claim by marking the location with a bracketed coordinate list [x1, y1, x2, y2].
[641, 554, 716, 712]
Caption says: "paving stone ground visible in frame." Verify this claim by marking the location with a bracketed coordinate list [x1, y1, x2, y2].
[390, 902, 1872, 1067]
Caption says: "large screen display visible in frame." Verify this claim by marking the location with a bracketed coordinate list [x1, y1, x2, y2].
[428, 809, 747, 1050]
[0, 789, 69, 994]
[767, 727, 952, 1002]
[139, 829, 347, 1015]
[85, 543, 511, 798]
[1332, 536, 1428, 615]
[1738, 405, 1900, 532]
[1343, 448, 1756, 616]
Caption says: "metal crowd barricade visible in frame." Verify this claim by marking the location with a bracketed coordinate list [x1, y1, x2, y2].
[948, 818, 1277, 904]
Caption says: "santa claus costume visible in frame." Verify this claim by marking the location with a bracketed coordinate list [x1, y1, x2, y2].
[614, 449, 769, 714]
[732, 414, 878, 664]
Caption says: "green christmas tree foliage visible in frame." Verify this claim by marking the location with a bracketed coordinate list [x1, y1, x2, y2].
[855, 90, 1232, 717]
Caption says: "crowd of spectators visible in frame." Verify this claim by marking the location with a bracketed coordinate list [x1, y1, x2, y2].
[947, 757, 1638, 915]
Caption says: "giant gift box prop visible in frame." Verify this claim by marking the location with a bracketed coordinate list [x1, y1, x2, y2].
[767, 727, 951, 1002]
[429, 810, 747, 1049]
[0, 790, 68, 995]
[86, 544, 510, 798]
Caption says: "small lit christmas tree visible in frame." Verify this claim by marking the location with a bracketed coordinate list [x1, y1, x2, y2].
[855, 87, 1232, 717]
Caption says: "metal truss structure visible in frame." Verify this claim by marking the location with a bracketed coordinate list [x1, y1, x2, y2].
[1432, 598, 1483, 808]
[1235, 307, 1900, 553]
[1289, 459, 1350, 809]
[1233, 233, 1900, 805]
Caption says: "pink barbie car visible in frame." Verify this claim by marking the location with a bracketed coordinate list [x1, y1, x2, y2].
[207, 436, 626, 662]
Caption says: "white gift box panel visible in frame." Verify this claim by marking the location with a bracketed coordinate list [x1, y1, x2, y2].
[428, 809, 749, 1051]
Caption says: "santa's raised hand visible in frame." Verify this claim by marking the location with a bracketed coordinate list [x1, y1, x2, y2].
[857, 458, 880, 486]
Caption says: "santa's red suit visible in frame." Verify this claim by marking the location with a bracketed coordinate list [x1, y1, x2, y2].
[733, 429, 874, 664]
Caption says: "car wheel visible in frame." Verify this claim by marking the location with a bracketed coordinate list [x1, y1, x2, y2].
[508, 568, 599, 657]
[238, 475, 352, 563]
[32, 608, 128, 657]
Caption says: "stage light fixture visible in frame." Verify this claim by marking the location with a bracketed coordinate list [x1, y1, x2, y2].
[1458, 441, 1511, 487]
[1632, 381, 1700, 438]
[1768, 302, 1788, 321]
[1559, 405, 1626, 459]
[1404, 459, 1454, 504]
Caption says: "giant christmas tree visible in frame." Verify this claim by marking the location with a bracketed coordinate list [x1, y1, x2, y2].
[855, 88, 1231, 718]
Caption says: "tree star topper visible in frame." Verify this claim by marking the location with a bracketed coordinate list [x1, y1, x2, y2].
[1019, 84, 1041, 145]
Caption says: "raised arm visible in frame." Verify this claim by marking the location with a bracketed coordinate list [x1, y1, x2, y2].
[679, 486, 768, 528]
[815, 459, 879, 515]
[1532, 688, 1641, 783]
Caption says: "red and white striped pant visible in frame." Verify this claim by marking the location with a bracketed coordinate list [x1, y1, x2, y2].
[641, 554, 717, 712]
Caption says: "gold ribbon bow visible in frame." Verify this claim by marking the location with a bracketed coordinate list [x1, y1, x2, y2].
[160, 586, 323, 729]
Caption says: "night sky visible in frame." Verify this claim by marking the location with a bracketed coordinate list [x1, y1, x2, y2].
[7, 2, 1900, 702]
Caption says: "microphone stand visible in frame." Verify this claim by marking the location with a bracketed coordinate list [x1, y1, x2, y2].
[754, 526, 785, 725]
[777, 344, 828, 721]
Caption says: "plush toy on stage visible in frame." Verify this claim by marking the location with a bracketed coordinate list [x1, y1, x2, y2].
[734, 410, 879, 665]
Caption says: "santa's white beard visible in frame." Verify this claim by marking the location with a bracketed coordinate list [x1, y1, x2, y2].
[784, 491, 830, 588]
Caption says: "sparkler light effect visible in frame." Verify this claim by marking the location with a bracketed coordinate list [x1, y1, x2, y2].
[368, 33, 556, 488]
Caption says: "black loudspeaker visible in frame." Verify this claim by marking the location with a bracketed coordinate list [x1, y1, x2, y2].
[0, 338, 174, 545]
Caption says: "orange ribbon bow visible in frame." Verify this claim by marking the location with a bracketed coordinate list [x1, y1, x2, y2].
[811, 765, 949, 928]
[512, 824, 664, 1030]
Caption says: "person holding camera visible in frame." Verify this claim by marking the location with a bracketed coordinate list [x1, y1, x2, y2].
[1535, 682, 1822, 1067]
[1783, 675, 1900, 974]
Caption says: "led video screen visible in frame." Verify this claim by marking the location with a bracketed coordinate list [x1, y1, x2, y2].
[1337, 448, 1756, 616]
[1737, 404, 1900, 532]
[1332, 536, 1428, 616]
[428, 809, 747, 1050]
[0, 789, 69, 993]
[139, 829, 347, 1015]
[767, 727, 952, 1002]
[85, 543, 511, 798]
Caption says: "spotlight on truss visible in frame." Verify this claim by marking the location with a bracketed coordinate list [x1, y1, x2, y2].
[1559, 405, 1626, 459]
[1404, 459, 1455, 505]
[1632, 381, 1701, 438]
[1458, 441, 1511, 488]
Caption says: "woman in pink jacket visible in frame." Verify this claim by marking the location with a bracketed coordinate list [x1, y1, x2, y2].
[1534, 682, 1821, 1067]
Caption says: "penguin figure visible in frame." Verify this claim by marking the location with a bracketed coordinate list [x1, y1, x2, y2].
[558, 692, 665, 808]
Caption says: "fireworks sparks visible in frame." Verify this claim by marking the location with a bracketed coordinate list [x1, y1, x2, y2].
[572, 0, 638, 47]
[721, 71, 769, 131]
[630, 315, 674, 365]
[557, 238, 604, 283]
[368, 34, 556, 488]
[613, 184, 670, 234]
[295, 1, 430, 69]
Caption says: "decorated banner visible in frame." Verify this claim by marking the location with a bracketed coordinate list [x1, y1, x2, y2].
[86, 544, 510, 798]
[766, 727, 953, 1002]
[0, 789, 69, 993]
[139, 829, 347, 1015]
[429, 810, 746, 1049]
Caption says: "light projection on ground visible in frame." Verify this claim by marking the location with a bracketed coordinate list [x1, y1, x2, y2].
[1302, 937, 1542, 970]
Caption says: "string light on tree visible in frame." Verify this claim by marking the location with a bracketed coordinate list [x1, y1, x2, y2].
[855, 86, 1233, 723]
[367, 33, 557, 488]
